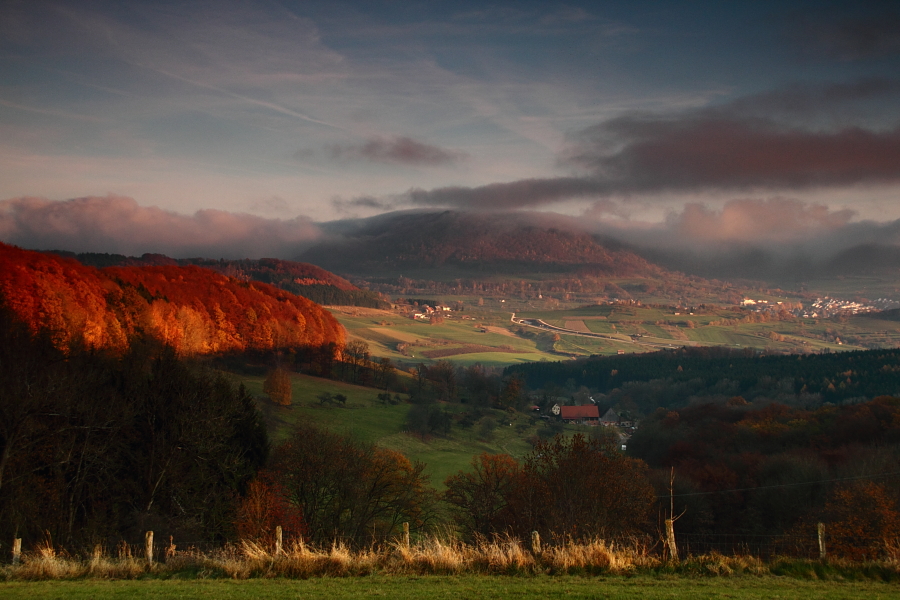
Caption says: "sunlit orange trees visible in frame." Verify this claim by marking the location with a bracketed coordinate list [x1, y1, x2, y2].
[0, 302, 269, 547]
[0, 243, 344, 356]
[264, 367, 293, 406]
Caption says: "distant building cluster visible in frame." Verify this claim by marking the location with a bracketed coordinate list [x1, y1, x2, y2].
[407, 303, 452, 321]
[741, 296, 899, 319]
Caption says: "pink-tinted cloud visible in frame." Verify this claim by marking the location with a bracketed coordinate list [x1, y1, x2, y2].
[667, 198, 856, 243]
[328, 136, 467, 166]
[0, 195, 322, 258]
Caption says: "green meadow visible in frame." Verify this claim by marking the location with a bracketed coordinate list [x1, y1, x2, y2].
[326, 299, 900, 367]
[330, 307, 560, 367]
[2, 575, 896, 600]
[238, 373, 547, 487]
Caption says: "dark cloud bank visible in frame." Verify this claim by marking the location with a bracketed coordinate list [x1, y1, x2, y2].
[327, 136, 467, 166]
[400, 79, 900, 211]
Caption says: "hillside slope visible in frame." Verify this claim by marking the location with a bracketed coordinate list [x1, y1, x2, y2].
[302, 210, 661, 276]
[51, 251, 388, 308]
[0, 243, 344, 354]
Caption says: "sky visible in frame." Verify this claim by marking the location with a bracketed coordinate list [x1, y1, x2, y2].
[1, 0, 899, 261]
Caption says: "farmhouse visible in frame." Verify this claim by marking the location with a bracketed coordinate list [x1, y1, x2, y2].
[600, 408, 620, 426]
[560, 405, 600, 425]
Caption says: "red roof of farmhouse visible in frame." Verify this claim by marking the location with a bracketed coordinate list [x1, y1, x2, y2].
[560, 405, 600, 419]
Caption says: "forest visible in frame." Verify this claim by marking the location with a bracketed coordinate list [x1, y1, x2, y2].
[2, 240, 900, 562]
[0, 298, 656, 550]
[506, 346, 900, 412]
[47, 251, 390, 309]
[0, 243, 345, 356]
[630, 397, 900, 559]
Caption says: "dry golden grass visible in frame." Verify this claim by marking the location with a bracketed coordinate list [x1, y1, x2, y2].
[3, 536, 900, 581]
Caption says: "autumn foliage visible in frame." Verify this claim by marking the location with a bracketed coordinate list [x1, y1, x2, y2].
[264, 367, 293, 406]
[234, 477, 306, 544]
[0, 243, 344, 355]
[821, 482, 900, 561]
[268, 424, 435, 546]
[0, 302, 270, 547]
[445, 435, 656, 543]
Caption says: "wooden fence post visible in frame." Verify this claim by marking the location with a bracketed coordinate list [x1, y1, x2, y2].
[666, 467, 680, 562]
[665, 518, 679, 562]
[275, 525, 283, 556]
[145, 531, 154, 566]
[403, 522, 410, 549]
[530, 531, 542, 555]
[817, 522, 826, 560]
[12, 538, 22, 566]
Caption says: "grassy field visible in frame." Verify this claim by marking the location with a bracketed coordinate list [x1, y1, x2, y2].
[329, 300, 897, 366]
[238, 372, 556, 487]
[2, 575, 897, 599]
[330, 307, 561, 367]
[324, 271, 900, 366]
[515, 303, 883, 355]
[238, 296, 900, 483]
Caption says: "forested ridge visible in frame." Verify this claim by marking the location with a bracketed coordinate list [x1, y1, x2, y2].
[303, 210, 659, 275]
[0, 243, 345, 355]
[48, 250, 389, 308]
[507, 346, 900, 412]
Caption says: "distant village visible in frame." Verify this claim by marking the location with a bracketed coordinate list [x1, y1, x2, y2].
[741, 296, 900, 318]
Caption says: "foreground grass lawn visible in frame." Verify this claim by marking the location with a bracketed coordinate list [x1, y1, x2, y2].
[1, 575, 897, 600]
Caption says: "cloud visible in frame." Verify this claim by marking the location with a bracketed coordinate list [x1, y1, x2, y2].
[577, 198, 900, 280]
[407, 177, 607, 209]
[395, 79, 900, 211]
[327, 136, 467, 166]
[567, 116, 900, 193]
[795, 11, 900, 60]
[0, 195, 322, 259]
[331, 195, 397, 213]
[665, 198, 856, 244]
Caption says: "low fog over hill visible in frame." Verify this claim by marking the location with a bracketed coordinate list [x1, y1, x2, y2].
[301, 209, 900, 284]
[301, 210, 660, 276]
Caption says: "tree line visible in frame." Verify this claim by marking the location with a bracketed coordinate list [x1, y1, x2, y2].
[629, 398, 900, 559]
[49, 251, 390, 309]
[505, 345, 900, 412]
[0, 302, 268, 547]
[0, 243, 345, 356]
[0, 298, 657, 550]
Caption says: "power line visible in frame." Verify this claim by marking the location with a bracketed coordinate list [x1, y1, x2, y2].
[660, 469, 900, 499]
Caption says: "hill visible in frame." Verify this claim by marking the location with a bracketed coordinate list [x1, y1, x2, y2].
[0, 243, 344, 355]
[50, 251, 389, 308]
[302, 210, 661, 276]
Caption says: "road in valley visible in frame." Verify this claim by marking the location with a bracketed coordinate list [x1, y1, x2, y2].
[510, 313, 704, 349]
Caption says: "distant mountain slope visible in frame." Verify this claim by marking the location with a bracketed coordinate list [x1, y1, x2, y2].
[826, 243, 900, 276]
[302, 210, 661, 276]
[50, 251, 388, 308]
[0, 243, 344, 354]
